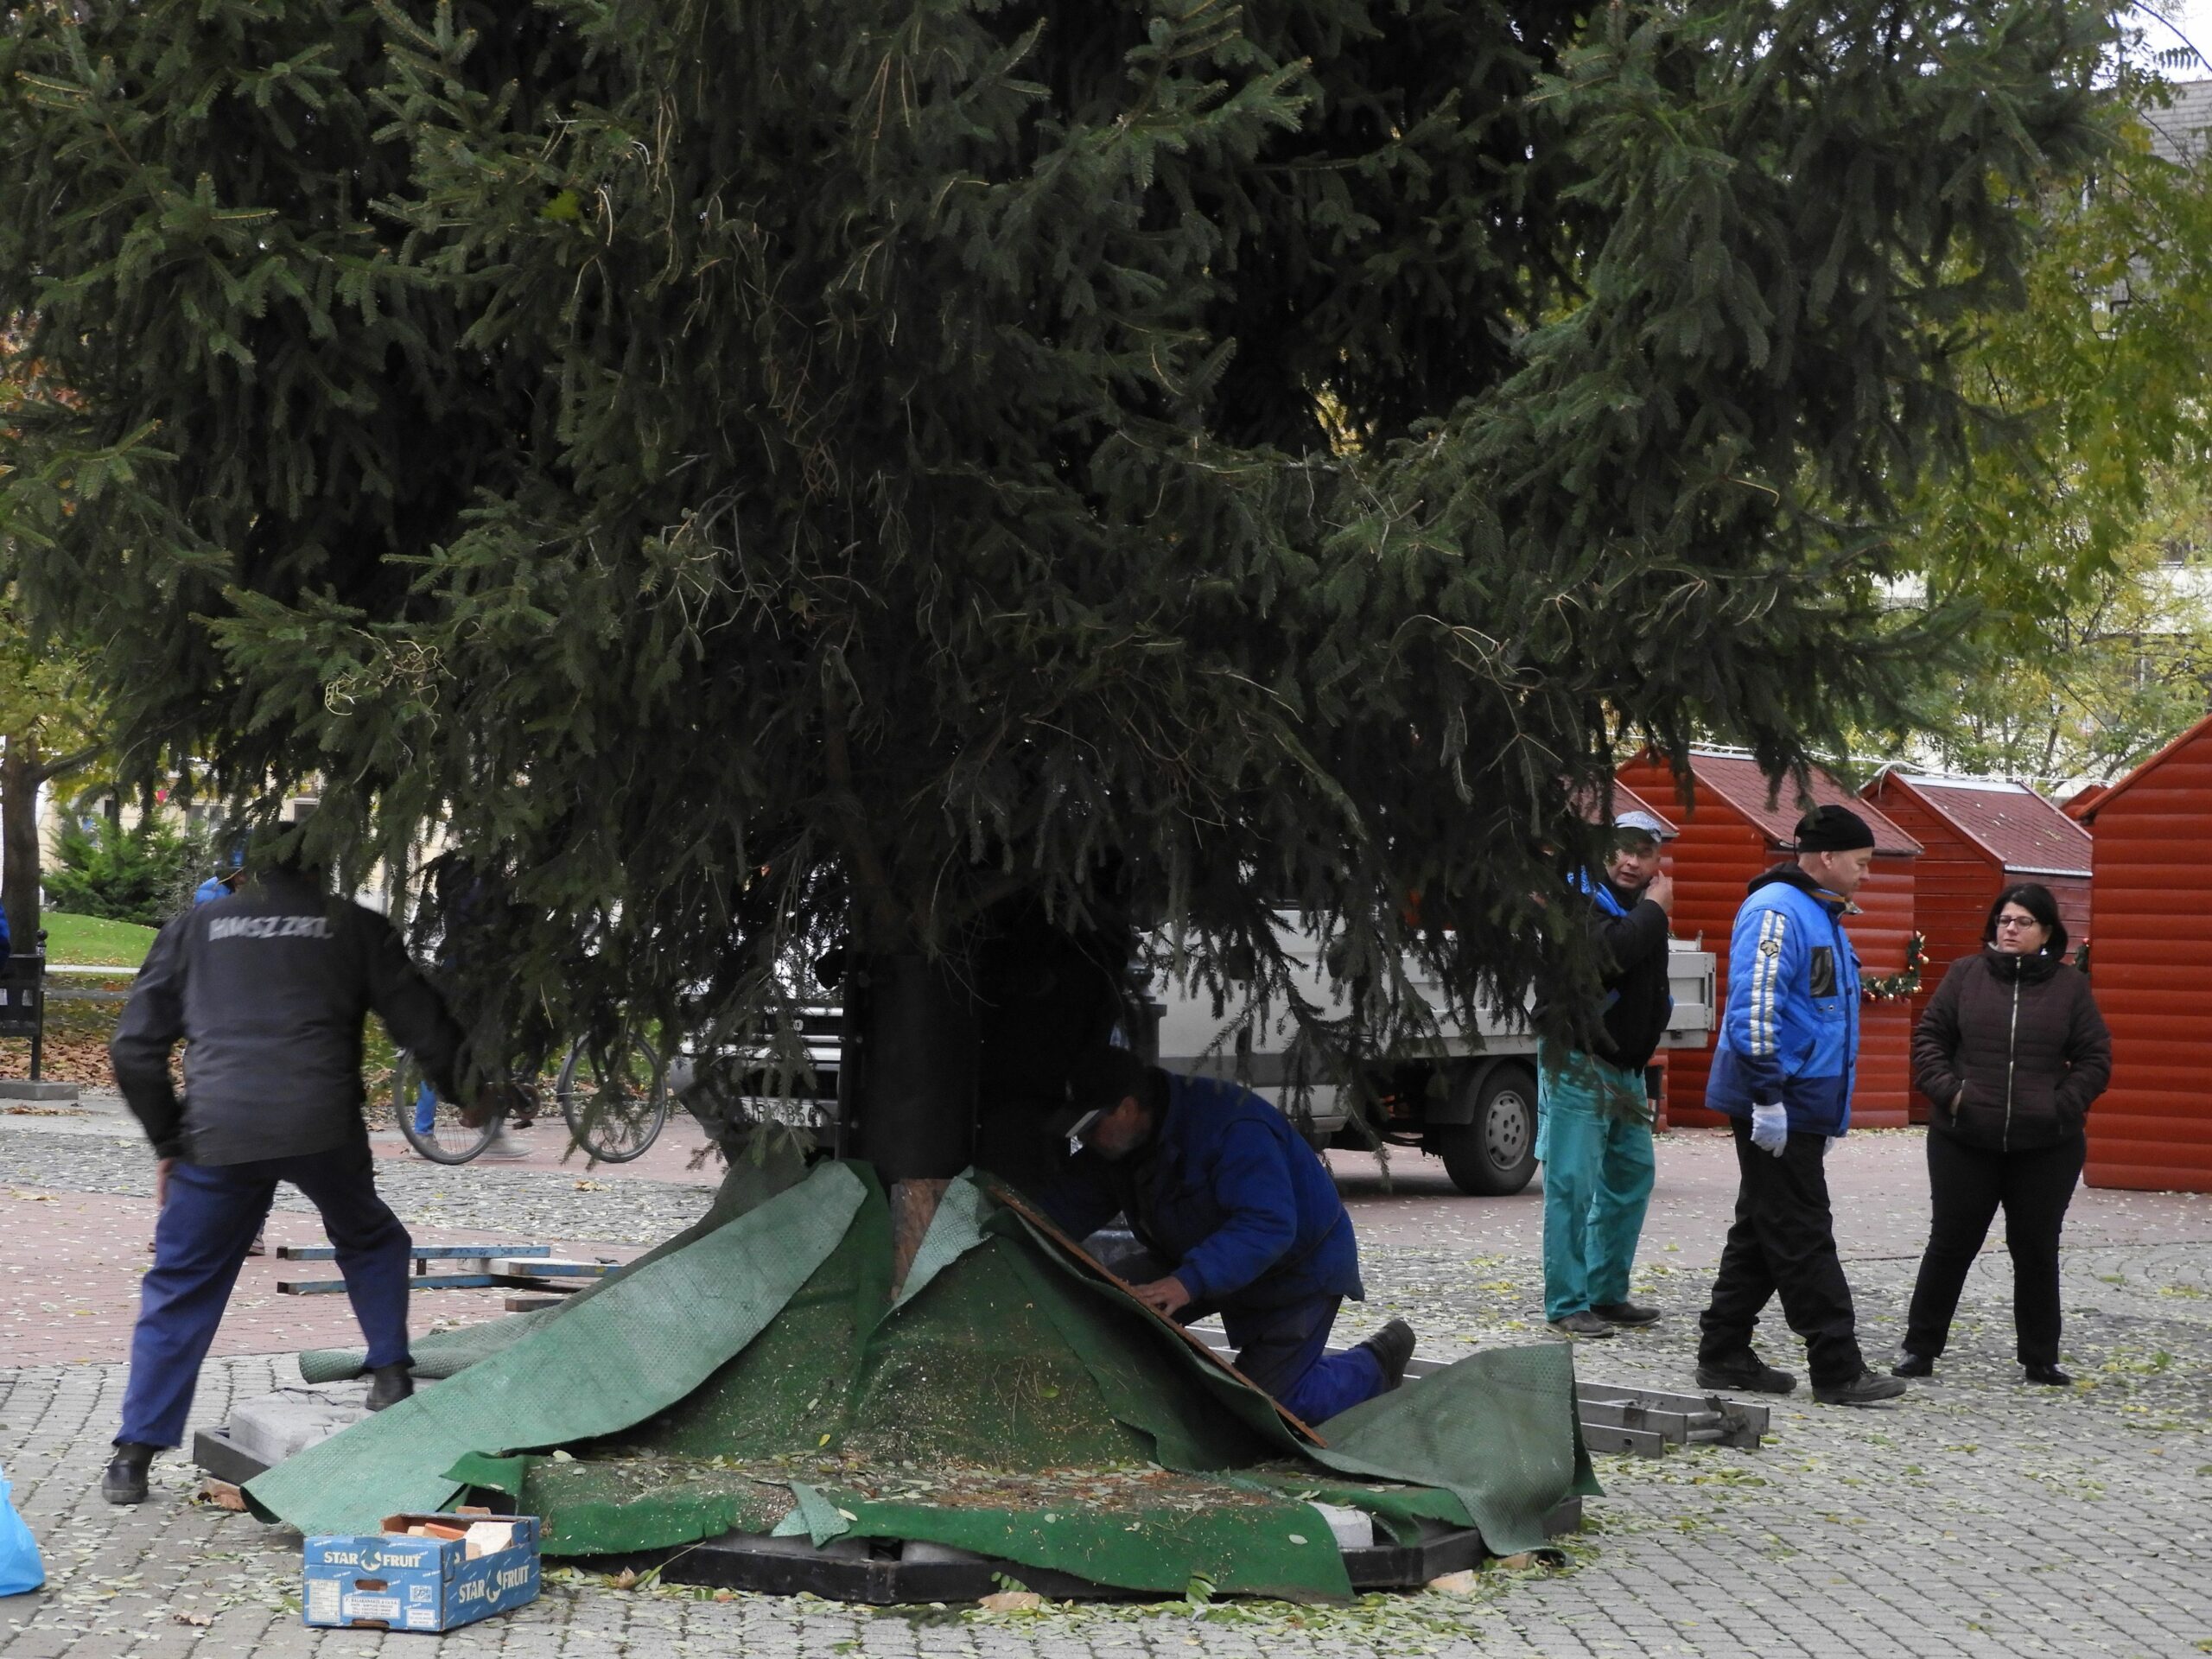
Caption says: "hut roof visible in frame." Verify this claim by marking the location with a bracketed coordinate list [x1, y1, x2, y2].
[1879, 773, 2090, 878]
[1665, 750, 1922, 857]
[1571, 779, 1680, 836]
[2071, 712, 2212, 824]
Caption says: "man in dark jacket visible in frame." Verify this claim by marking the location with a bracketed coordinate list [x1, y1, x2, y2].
[1695, 804, 1905, 1408]
[1039, 1047, 1414, 1426]
[103, 827, 467, 1504]
[1538, 808, 1676, 1338]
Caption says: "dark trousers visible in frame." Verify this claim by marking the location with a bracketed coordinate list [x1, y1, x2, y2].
[1698, 1119, 1865, 1388]
[118, 1140, 412, 1448]
[1903, 1130, 2083, 1368]
[1107, 1249, 1383, 1426]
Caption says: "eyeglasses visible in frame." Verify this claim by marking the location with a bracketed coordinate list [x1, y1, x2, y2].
[1993, 916, 2042, 931]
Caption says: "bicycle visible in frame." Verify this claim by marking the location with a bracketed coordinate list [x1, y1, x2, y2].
[391, 1031, 669, 1166]
[391, 1055, 544, 1165]
[554, 1029, 668, 1163]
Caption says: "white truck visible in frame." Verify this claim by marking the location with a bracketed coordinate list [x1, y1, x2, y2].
[1147, 927, 1716, 1197]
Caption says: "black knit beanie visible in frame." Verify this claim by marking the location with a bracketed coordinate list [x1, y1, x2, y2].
[1793, 803, 1876, 852]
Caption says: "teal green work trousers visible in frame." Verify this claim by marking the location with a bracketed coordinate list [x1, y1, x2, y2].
[1537, 1048, 1656, 1323]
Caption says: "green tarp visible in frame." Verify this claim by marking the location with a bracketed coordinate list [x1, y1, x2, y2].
[298, 1140, 813, 1384]
[248, 1160, 865, 1532]
[258, 1162, 1592, 1596]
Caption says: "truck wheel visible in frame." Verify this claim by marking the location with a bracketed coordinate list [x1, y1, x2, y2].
[1438, 1064, 1539, 1197]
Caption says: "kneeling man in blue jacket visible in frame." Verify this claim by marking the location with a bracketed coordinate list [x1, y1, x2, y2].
[1039, 1046, 1414, 1425]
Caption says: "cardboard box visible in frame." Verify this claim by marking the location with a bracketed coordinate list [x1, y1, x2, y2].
[303, 1511, 540, 1632]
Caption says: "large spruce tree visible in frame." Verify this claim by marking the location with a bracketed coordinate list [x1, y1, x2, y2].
[0, 3, 2108, 1176]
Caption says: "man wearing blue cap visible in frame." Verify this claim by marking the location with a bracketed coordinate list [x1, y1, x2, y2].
[1539, 808, 1676, 1339]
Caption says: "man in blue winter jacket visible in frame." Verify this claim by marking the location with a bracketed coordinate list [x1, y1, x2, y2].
[1695, 804, 1907, 1408]
[1039, 1046, 1414, 1426]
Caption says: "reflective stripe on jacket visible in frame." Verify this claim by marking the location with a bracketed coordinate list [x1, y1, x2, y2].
[1705, 865, 1861, 1137]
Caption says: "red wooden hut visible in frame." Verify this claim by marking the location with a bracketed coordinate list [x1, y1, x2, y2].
[1860, 772, 2092, 1122]
[2070, 713, 2212, 1192]
[1615, 749, 1923, 1128]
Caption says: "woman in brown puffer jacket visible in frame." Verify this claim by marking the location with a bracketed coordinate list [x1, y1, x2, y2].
[1895, 883, 2111, 1386]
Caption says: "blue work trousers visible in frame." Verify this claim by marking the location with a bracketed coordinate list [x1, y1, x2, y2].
[1109, 1248, 1383, 1426]
[1223, 1295, 1384, 1426]
[1538, 1052, 1656, 1322]
[118, 1140, 412, 1448]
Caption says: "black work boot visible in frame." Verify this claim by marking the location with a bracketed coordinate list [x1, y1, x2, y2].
[1357, 1319, 1418, 1390]
[365, 1363, 416, 1412]
[102, 1442, 156, 1505]
[1694, 1353, 1797, 1395]
[1812, 1368, 1910, 1407]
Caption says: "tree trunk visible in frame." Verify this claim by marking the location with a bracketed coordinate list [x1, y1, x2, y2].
[841, 952, 980, 1288]
[1, 735, 42, 956]
[843, 951, 978, 1184]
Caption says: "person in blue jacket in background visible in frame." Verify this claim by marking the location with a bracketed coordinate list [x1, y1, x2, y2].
[1537, 807, 1677, 1340]
[191, 854, 243, 908]
[1039, 1046, 1414, 1426]
[1696, 803, 1907, 1408]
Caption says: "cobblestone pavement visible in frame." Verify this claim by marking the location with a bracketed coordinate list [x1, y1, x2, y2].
[3, 1131, 2209, 1657]
[0, 1120, 722, 1244]
[0, 1187, 648, 1365]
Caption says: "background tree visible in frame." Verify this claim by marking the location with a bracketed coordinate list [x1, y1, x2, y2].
[0, 589, 109, 953]
[1912, 474, 2212, 788]
[0, 2, 2111, 1192]
[1, 338, 111, 952]
[1892, 78, 2212, 785]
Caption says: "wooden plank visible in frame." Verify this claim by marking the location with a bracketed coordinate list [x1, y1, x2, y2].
[488, 1258, 616, 1278]
[276, 1244, 552, 1262]
[281, 1273, 503, 1295]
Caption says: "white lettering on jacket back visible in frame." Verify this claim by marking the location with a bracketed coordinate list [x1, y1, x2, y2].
[207, 914, 334, 942]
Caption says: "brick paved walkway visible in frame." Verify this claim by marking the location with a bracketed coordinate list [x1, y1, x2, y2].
[3, 1130, 2208, 1657]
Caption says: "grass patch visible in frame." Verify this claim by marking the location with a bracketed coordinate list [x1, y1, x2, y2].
[36, 912, 161, 967]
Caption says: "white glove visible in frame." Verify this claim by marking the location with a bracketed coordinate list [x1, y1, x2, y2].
[1750, 1103, 1789, 1156]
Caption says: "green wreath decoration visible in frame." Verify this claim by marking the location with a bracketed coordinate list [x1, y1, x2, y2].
[1863, 931, 1926, 1002]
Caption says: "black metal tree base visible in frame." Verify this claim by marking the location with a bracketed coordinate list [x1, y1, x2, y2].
[595, 1500, 1583, 1603]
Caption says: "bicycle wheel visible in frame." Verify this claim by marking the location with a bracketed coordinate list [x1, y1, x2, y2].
[392, 1050, 498, 1164]
[557, 1031, 668, 1162]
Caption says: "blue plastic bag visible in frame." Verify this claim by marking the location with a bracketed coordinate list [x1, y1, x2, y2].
[0, 1464, 44, 1596]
